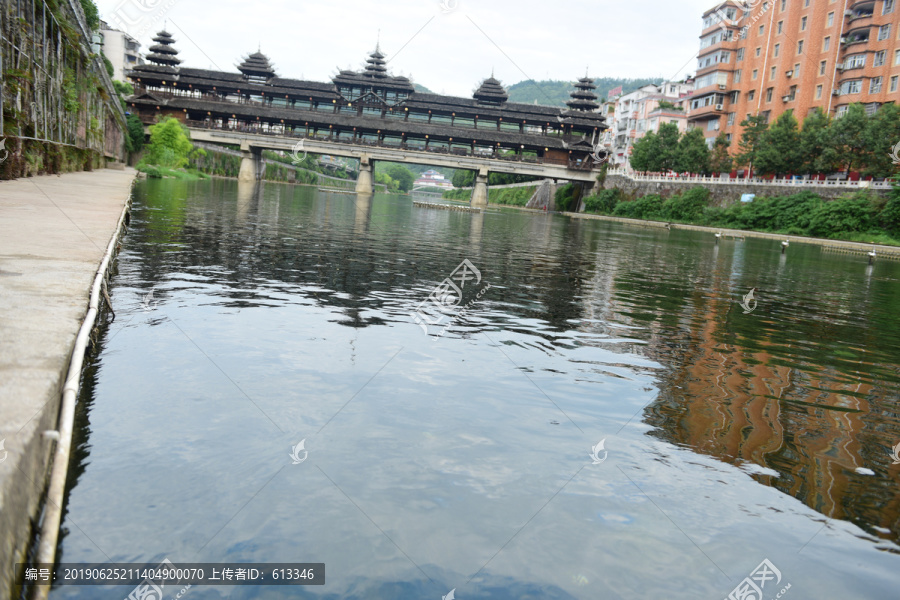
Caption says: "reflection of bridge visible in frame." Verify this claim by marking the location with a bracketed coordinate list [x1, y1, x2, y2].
[127, 30, 608, 206]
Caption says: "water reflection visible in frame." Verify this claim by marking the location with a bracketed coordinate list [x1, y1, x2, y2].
[49, 179, 900, 600]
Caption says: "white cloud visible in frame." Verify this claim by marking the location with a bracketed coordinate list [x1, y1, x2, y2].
[98, 0, 714, 96]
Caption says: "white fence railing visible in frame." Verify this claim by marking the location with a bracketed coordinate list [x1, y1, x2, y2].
[607, 169, 894, 190]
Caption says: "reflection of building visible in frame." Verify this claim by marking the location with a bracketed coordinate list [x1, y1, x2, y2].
[602, 80, 694, 169]
[100, 21, 143, 82]
[694, 0, 900, 153]
[413, 169, 452, 189]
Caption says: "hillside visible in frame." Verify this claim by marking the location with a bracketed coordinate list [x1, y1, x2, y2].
[507, 77, 665, 107]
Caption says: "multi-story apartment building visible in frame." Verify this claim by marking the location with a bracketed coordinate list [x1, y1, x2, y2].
[692, 0, 900, 154]
[602, 80, 694, 168]
[100, 21, 143, 82]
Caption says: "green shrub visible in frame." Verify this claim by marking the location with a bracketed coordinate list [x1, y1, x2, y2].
[614, 194, 664, 219]
[660, 187, 710, 221]
[555, 183, 578, 212]
[583, 189, 622, 214]
[807, 195, 876, 237]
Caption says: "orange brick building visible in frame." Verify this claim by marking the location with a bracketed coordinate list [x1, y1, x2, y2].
[691, 0, 900, 155]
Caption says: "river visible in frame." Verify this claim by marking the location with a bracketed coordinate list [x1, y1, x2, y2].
[47, 178, 900, 599]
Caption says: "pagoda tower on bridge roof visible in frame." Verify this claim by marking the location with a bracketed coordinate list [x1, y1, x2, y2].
[473, 74, 508, 105]
[238, 50, 277, 82]
[566, 75, 599, 112]
[146, 30, 181, 67]
[362, 45, 388, 79]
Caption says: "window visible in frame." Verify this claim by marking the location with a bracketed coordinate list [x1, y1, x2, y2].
[794, 63, 801, 78]
[827, 12, 834, 26]
[840, 79, 862, 94]
[890, 76, 898, 92]
[885, 0, 895, 14]
[749, 90, 756, 101]
[816, 84, 823, 99]
[766, 87, 774, 102]
[836, 105, 849, 117]
[805, 0, 810, 6]
[752, 69, 759, 80]
[797, 40, 804, 54]
[771, 66, 777, 80]
[820, 60, 827, 75]
[845, 54, 866, 68]
[735, 69, 742, 83]
[759, 25, 765, 35]
[865, 102, 880, 116]
[896, 49, 900, 65]
[755, 47, 762, 57]
[727, 112, 736, 126]
[823, 36, 831, 51]
[707, 119, 720, 131]
[737, 48, 745, 61]
[781, 0, 786, 10]
[874, 50, 886, 66]
[777, 21, 784, 34]
[870, 77, 883, 93]
[878, 24, 891, 40]
[801, 16, 808, 31]
[774, 43, 781, 57]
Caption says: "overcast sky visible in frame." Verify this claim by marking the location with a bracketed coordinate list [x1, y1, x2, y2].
[98, 0, 715, 97]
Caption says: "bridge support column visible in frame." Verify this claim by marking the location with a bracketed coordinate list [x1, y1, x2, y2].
[238, 141, 260, 182]
[470, 168, 489, 208]
[356, 155, 374, 194]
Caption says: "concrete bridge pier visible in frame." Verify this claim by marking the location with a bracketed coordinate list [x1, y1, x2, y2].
[238, 141, 261, 182]
[470, 168, 489, 208]
[356, 155, 374, 194]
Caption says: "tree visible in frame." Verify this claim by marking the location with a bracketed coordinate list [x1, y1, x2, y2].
[145, 118, 193, 168]
[863, 103, 900, 178]
[675, 128, 710, 174]
[385, 164, 415, 192]
[629, 131, 660, 172]
[709, 134, 733, 174]
[755, 110, 802, 176]
[656, 123, 681, 172]
[798, 108, 835, 175]
[452, 169, 474, 188]
[80, 0, 99, 30]
[125, 114, 145, 154]
[737, 114, 769, 169]
[825, 103, 870, 175]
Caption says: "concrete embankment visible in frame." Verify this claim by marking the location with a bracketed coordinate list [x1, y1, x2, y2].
[563, 211, 900, 258]
[0, 169, 137, 598]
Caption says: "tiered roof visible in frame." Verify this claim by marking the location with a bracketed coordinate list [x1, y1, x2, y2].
[331, 46, 415, 92]
[238, 51, 276, 81]
[473, 76, 508, 105]
[363, 47, 388, 78]
[566, 76, 599, 112]
[146, 30, 181, 67]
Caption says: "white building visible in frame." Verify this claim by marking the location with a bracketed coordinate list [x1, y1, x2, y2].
[602, 79, 694, 169]
[100, 21, 143, 82]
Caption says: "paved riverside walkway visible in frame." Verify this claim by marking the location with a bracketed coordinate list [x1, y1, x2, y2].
[0, 168, 136, 597]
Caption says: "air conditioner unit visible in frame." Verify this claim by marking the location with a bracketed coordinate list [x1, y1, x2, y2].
[715, 103, 724, 111]
[785, 70, 793, 77]
[718, 84, 727, 90]
[836, 65, 844, 71]
[843, 9, 853, 16]
[782, 95, 791, 102]
[832, 89, 841, 96]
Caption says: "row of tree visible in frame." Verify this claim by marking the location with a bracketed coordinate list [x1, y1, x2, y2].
[629, 103, 900, 178]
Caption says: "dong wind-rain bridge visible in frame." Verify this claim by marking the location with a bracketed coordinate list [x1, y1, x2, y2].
[127, 31, 609, 207]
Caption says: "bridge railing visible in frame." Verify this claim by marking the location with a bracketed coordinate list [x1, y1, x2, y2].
[184, 119, 597, 171]
[607, 169, 894, 189]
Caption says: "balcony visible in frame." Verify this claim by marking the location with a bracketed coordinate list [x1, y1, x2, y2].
[687, 103, 725, 120]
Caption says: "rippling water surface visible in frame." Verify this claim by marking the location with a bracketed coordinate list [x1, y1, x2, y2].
[49, 179, 900, 599]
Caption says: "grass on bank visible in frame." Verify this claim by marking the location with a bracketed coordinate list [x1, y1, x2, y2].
[581, 182, 900, 246]
[443, 186, 537, 206]
[138, 163, 210, 180]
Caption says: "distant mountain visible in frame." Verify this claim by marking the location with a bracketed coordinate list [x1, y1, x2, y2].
[507, 77, 665, 107]
[413, 83, 433, 94]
